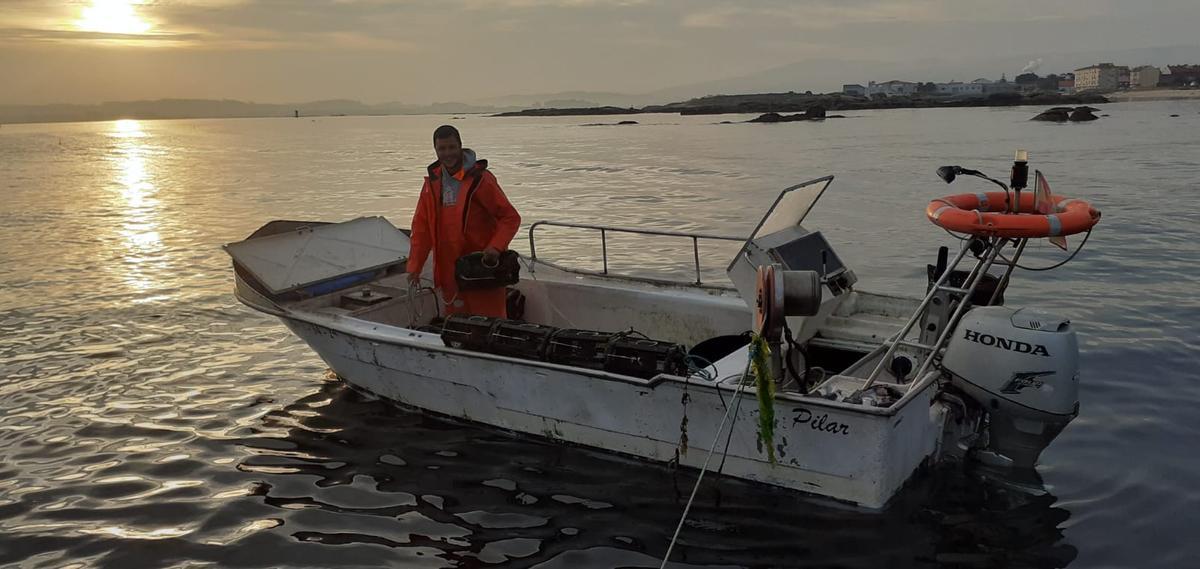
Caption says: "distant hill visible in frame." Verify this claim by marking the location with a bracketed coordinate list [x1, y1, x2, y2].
[5, 44, 1196, 125]
[0, 98, 523, 125]
[469, 90, 662, 109]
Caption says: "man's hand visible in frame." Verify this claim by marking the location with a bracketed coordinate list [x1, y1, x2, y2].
[406, 270, 422, 286]
[482, 247, 500, 268]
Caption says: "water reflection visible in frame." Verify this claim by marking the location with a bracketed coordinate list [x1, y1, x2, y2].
[107, 119, 169, 298]
[235, 380, 1077, 568]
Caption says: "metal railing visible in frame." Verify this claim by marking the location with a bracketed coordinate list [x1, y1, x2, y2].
[527, 220, 745, 286]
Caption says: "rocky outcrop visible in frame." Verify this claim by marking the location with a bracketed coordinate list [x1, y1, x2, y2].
[1032, 106, 1102, 122]
[581, 120, 640, 126]
[1032, 109, 1070, 122]
[1069, 108, 1099, 121]
[749, 112, 789, 123]
[747, 106, 844, 123]
[493, 92, 1110, 118]
[646, 91, 1108, 115]
[494, 106, 640, 117]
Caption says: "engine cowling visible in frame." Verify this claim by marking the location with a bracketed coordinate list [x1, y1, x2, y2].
[942, 306, 1080, 468]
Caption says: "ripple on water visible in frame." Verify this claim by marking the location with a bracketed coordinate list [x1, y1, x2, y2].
[2, 109, 1198, 567]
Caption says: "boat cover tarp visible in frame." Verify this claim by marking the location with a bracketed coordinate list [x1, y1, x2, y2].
[224, 216, 410, 295]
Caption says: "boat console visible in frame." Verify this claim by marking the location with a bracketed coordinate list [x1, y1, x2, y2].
[725, 176, 856, 301]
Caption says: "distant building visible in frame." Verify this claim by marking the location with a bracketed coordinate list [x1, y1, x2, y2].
[983, 76, 1018, 95]
[842, 84, 867, 97]
[936, 81, 984, 96]
[1015, 73, 1040, 92]
[930, 77, 1016, 96]
[867, 80, 918, 97]
[1129, 66, 1162, 89]
[1034, 74, 1063, 92]
[1058, 74, 1076, 94]
[1074, 63, 1128, 92]
[1160, 65, 1200, 87]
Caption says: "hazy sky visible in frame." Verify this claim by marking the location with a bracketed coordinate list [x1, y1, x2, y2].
[2, 0, 1198, 105]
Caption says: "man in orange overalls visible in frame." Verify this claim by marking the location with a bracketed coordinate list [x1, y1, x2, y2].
[406, 125, 521, 318]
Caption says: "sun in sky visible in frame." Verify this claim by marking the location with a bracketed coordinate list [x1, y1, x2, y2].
[76, 0, 153, 35]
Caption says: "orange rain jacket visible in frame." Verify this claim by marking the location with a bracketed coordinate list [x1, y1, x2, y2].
[406, 150, 521, 318]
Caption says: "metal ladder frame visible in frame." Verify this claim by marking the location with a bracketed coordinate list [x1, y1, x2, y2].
[858, 235, 1029, 394]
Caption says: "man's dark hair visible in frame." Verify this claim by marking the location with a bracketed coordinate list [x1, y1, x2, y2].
[433, 125, 461, 145]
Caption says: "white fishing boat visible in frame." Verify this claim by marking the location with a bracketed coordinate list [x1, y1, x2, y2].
[226, 165, 1099, 509]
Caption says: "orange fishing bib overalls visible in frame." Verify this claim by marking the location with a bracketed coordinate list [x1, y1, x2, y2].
[406, 155, 521, 318]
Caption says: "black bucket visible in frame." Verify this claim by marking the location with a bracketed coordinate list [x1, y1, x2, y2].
[687, 332, 751, 366]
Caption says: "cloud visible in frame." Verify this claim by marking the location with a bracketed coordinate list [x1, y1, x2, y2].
[0, 27, 201, 43]
[457, 0, 647, 7]
[681, 7, 741, 28]
[2, 0, 1199, 106]
[678, 0, 1093, 31]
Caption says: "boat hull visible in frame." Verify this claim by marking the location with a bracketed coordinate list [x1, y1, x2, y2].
[280, 315, 945, 509]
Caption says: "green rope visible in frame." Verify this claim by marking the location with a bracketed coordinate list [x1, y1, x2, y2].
[749, 334, 776, 464]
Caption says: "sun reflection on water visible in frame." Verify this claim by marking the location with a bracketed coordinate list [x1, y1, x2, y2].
[108, 119, 170, 298]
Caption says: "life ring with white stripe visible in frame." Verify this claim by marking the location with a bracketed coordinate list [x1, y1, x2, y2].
[926, 191, 1101, 238]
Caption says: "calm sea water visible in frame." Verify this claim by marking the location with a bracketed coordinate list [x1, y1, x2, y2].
[1, 103, 1198, 568]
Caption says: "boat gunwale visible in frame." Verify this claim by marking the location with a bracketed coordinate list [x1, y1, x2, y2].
[234, 283, 934, 418]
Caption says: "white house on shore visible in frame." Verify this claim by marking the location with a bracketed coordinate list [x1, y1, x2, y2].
[842, 84, 867, 97]
[935, 82, 985, 96]
[867, 80, 918, 97]
[930, 77, 1015, 97]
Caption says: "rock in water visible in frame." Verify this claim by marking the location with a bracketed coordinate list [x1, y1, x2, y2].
[748, 109, 843, 124]
[1069, 108, 1099, 122]
[750, 112, 785, 123]
[1032, 109, 1070, 122]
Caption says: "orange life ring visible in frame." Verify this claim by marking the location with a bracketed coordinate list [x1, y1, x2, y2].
[926, 191, 1101, 238]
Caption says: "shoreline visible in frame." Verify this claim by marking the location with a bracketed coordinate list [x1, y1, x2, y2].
[5, 91, 1196, 127]
[492, 92, 1110, 118]
[1107, 89, 1200, 102]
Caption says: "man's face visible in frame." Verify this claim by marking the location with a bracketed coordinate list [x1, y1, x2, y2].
[434, 136, 463, 171]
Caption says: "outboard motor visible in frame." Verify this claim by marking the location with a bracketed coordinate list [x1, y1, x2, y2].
[941, 306, 1080, 468]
